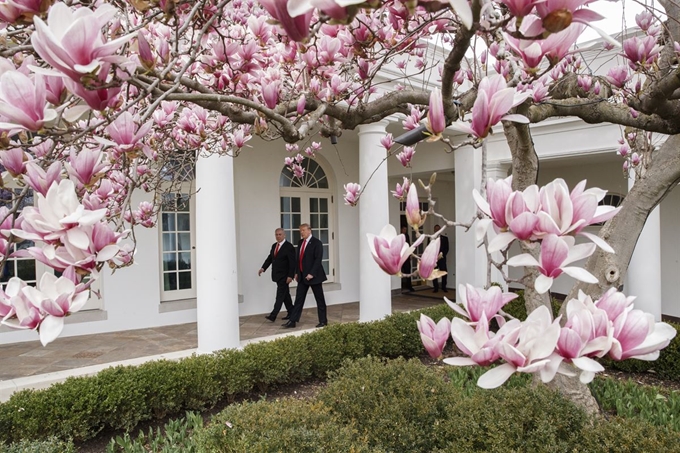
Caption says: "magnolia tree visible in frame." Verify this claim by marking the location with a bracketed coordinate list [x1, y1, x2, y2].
[0, 0, 678, 410]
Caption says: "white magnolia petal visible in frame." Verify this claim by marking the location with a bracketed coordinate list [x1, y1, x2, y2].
[443, 357, 477, 366]
[448, 0, 473, 29]
[507, 253, 540, 267]
[534, 274, 554, 294]
[487, 232, 517, 253]
[572, 356, 604, 373]
[39, 315, 64, 346]
[579, 232, 615, 253]
[561, 266, 599, 284]
[477, 363, 516, 389]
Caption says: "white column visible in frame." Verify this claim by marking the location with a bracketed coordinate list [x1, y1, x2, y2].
[486, 163, 510, 290]
[454, 147, 487, 289]
[626, 172, 662, 320]
[196, 150, 240, 352]
[359, 120, 392, 322]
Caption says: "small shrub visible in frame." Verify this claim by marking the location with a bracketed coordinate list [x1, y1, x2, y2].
[318, 356, 458, 452]
[0, 437, 75, 453]
[196, 399, 378, 453]
[579, 417, 680, 453]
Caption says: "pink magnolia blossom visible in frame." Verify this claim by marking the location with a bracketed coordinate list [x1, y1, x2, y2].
[479, 305, 562, 388]
[445, 312, 521, 368]
[31, 3, 136, 82]
[405, 184, 425, 229]
[0, 147, 29, 176]
[504, 21, 584, 70]
[609, 309, 676, 361]
[534, 0, 604, 35]
[418, 237, 444, 280]
[498, 0, 536, 18]
[367, 224, 422, 276]
[623, 35, 661, 69]
[343, 182, 361, 206]
[100, 112, 153, 156]
[417, 314, 451, 359]
[396, 147, 415, 167]
[425, 88, 445, 138]
[24, 161, 62, 197]
[606, 65, 630, 88]
[65, 147, 109, 188]
[259, 0, 312, 42]
[507, 234, 598, 294]
[391, 177, 410, 200]
[380, 133, 394, 150]
[22, 272, 91, 345]
[0, 71, 57, 132]
[0, 0, 49, 24]
[447, 284, 518, 323]
[13, 178, 107, 246]
[450, 75, 529, 140]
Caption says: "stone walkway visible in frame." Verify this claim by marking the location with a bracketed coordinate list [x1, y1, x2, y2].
[0, 290, 448, 382]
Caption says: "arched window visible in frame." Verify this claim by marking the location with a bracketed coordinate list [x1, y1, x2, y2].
[279, 159, 335, 281]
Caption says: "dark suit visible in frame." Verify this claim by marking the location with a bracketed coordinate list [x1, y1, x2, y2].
[290, 236, 327, 324]
[433, 235, 449, 291]
[401, 231, 414, 291]
[261, 240, 296, 319]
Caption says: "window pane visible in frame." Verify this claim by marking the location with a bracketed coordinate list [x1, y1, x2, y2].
[176, 213, 191, 231]
[293, 231, 301, 244]
[15, 240, 34, 251]
[0, 262, 14, 282]
[178, 271, 192, 289]
[293, 214, 301, 228]
[164, 273, 177, 291]
[320, 230, 329, 243]
[163, 253, 177, 271]
[178, 252, 192, 270]
[282, 214, 291, 229]
[161, 213, 175, 232]
[310, 198, 318, 213]
[320, 198, 328, 211]
[317, 177, 328, 189]
[291, 197, 300, 212]
[310, 214, 319, 229]
[162, 233, 176, 252]
[320, 214, 328, 228]
[178, 233, 191, 251]
[323, 261, 329, 274]
[16, 259, 35, 281]
[323, 245, 329, 259]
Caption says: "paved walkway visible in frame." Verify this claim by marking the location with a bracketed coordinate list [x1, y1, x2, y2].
[0, 290, 449, 397]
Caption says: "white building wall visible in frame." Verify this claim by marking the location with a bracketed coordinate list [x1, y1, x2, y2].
[661, 187, 680, 318]
[0, 191, 198, 345]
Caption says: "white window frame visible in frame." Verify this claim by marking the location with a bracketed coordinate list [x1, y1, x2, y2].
[159, 183, 197, 302]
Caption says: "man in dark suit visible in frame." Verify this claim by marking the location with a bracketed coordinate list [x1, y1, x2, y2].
[432, 224, 449, 293]
[259, 228, 296, 322]
[282, 223, 328, 329]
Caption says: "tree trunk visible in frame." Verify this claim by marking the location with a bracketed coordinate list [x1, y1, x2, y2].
[503, 121, 601, 415]
[564, 134, 680, 304]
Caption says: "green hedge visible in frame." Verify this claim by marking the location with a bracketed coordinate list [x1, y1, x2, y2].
[199, 357, 680, 453]
[0, 304, 452, 444]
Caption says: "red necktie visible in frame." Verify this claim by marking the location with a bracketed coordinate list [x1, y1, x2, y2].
[299, 240, 306, 271]
[274, 243, 280, 257]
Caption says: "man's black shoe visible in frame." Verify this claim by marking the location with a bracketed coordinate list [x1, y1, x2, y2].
[433, 289, 439, 293]
[282, 315, 291, 320]
[265, 315, 276, 322]
[315, 322, 327, 328]
[442, 288, 449, 293]
[282, 321, 296, 328]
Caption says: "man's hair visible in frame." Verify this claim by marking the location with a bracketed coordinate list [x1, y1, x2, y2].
[299, 223, 310, 230]
[275, 227, 284, 233]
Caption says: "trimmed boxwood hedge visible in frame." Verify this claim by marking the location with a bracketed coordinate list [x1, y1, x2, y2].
[0, 304, 452, 444]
